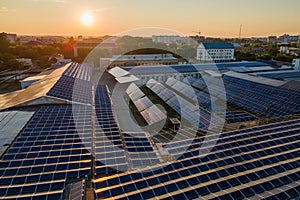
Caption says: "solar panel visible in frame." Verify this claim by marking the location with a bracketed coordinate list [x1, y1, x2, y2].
[0, 105, 92, 199]
[123, 132, 160, 169]
[126, 83, 166, 125]
[140, 105, 166, 125]
[94, 85, 129, 174]
[47, 63, 92, 104]
[134, 97, 153, 112]
[186, 75, 300, 119]
[93, 119, 300, 200]
[146, 79, 214, 131]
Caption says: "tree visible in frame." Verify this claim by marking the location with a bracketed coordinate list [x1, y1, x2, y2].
[0, 53, 21, 70]
[0, 32, 10, 53]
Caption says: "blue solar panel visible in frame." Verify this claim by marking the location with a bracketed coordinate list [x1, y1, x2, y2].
[94, 84, 129, 174]
[123, 132, 160, 169]
[47, 63, 92, 104]
[0, 105, 92, 199]
[93, 119, 300, 200]
[186, 75, 300, 119]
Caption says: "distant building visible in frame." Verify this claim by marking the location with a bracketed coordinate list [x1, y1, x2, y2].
[6, 33, 17, 44]
[74, 38, 117, 57]
[152, 35, 182, 44]
[268, 36, 277, 44]
[16, 58, 33, 67]
[124, 61, 267, 85]
[101, 54, 178, 68]
[251, 37, 267, 43]
[56, 59, 72, 64]
[290, 35, 299, 42]
[196, 42, 235, 63]
[279, 34, 291, 43]
[292, 59, 300, 70]
[279, 43, 289, 54]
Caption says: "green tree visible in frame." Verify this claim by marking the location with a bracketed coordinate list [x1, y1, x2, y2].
[0, 53, 21, 70]
[0, 32, 10, 53]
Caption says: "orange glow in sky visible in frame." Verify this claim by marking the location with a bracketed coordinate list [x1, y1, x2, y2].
[0, 0, 299, 37]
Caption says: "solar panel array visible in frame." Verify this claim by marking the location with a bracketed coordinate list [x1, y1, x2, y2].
[47, 63, 92, 104]
[0, 105, 92, 199]
[123, 132, 160, 169]
[125, 61, 269, 75]
[93, 118, 300, 200]
[168, 77, 256, 123]
[256, 71, 300, 79]
[94, 85, 129, 174]
[126, 83, 166, 125]
[186, 75, 300, 119]
[146, 79, 215, 131]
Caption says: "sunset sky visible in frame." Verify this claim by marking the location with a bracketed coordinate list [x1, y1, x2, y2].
[0, 0, 299, 37]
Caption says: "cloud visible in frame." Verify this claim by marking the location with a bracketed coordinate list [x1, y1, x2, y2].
[31, 0, 68, 3]
[0, 6, 16, 12]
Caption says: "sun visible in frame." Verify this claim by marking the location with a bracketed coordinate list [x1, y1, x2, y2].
[81, 13, 94, 26]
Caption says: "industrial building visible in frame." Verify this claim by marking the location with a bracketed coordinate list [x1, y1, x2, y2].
[123, 61, 274, 85]
[1, 62, 300, 200]
[100, 54, 178, 68]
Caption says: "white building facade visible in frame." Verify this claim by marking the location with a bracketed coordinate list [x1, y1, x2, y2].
[292, 59, 300, 70]
[196, 42, 235, 63]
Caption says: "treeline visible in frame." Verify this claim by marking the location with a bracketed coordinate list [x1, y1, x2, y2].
[235, 51, 298, 62]
[0, 32, 66, 71]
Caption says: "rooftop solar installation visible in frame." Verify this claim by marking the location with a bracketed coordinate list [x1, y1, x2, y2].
[46, 63, 92, 104]
[0, 110, 35, 156]
[126, 83, 166, 125]
[93, 118, 300, 200]
[186, 75, 300, 119]
[124, 61, 269, 75]
[168, 77, 256, 123]
[254, 70, 300, 80]
[1, 61, 300, 200]
[122, 132, 160, 169]
[94, 85, 129, 174]
[115, 75, 140, 84]
[108, 67, 130, 78]
[140, 105, 166, 125]
[0, 105, 92, 199]
[146, 79, 213, 131]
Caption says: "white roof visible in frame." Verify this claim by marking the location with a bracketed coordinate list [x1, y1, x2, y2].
[204, 70, 222, 78]
[224, 71, 286, 87]
[108, 67, 130, 78]
[115, 75, 139, 84]
[20, 75, 46, 82]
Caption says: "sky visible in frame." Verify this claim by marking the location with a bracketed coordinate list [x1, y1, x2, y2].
[0, 0, 299, 37]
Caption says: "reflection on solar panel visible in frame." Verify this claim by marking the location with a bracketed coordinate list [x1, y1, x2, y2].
[47, 63, 92, 104]
[186, 75, 300, 119]
[123, 132, 160, 169]
[93, 119, 300, 200]
[0, 105, 92, 199]
[94, 85, 128, 174]
[69, 179, 85, 200]
[171, 77, 256, 123]
[140, 105, 166, 125]
[126, 83, 166, 125]
[146, 79, 214, 131]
